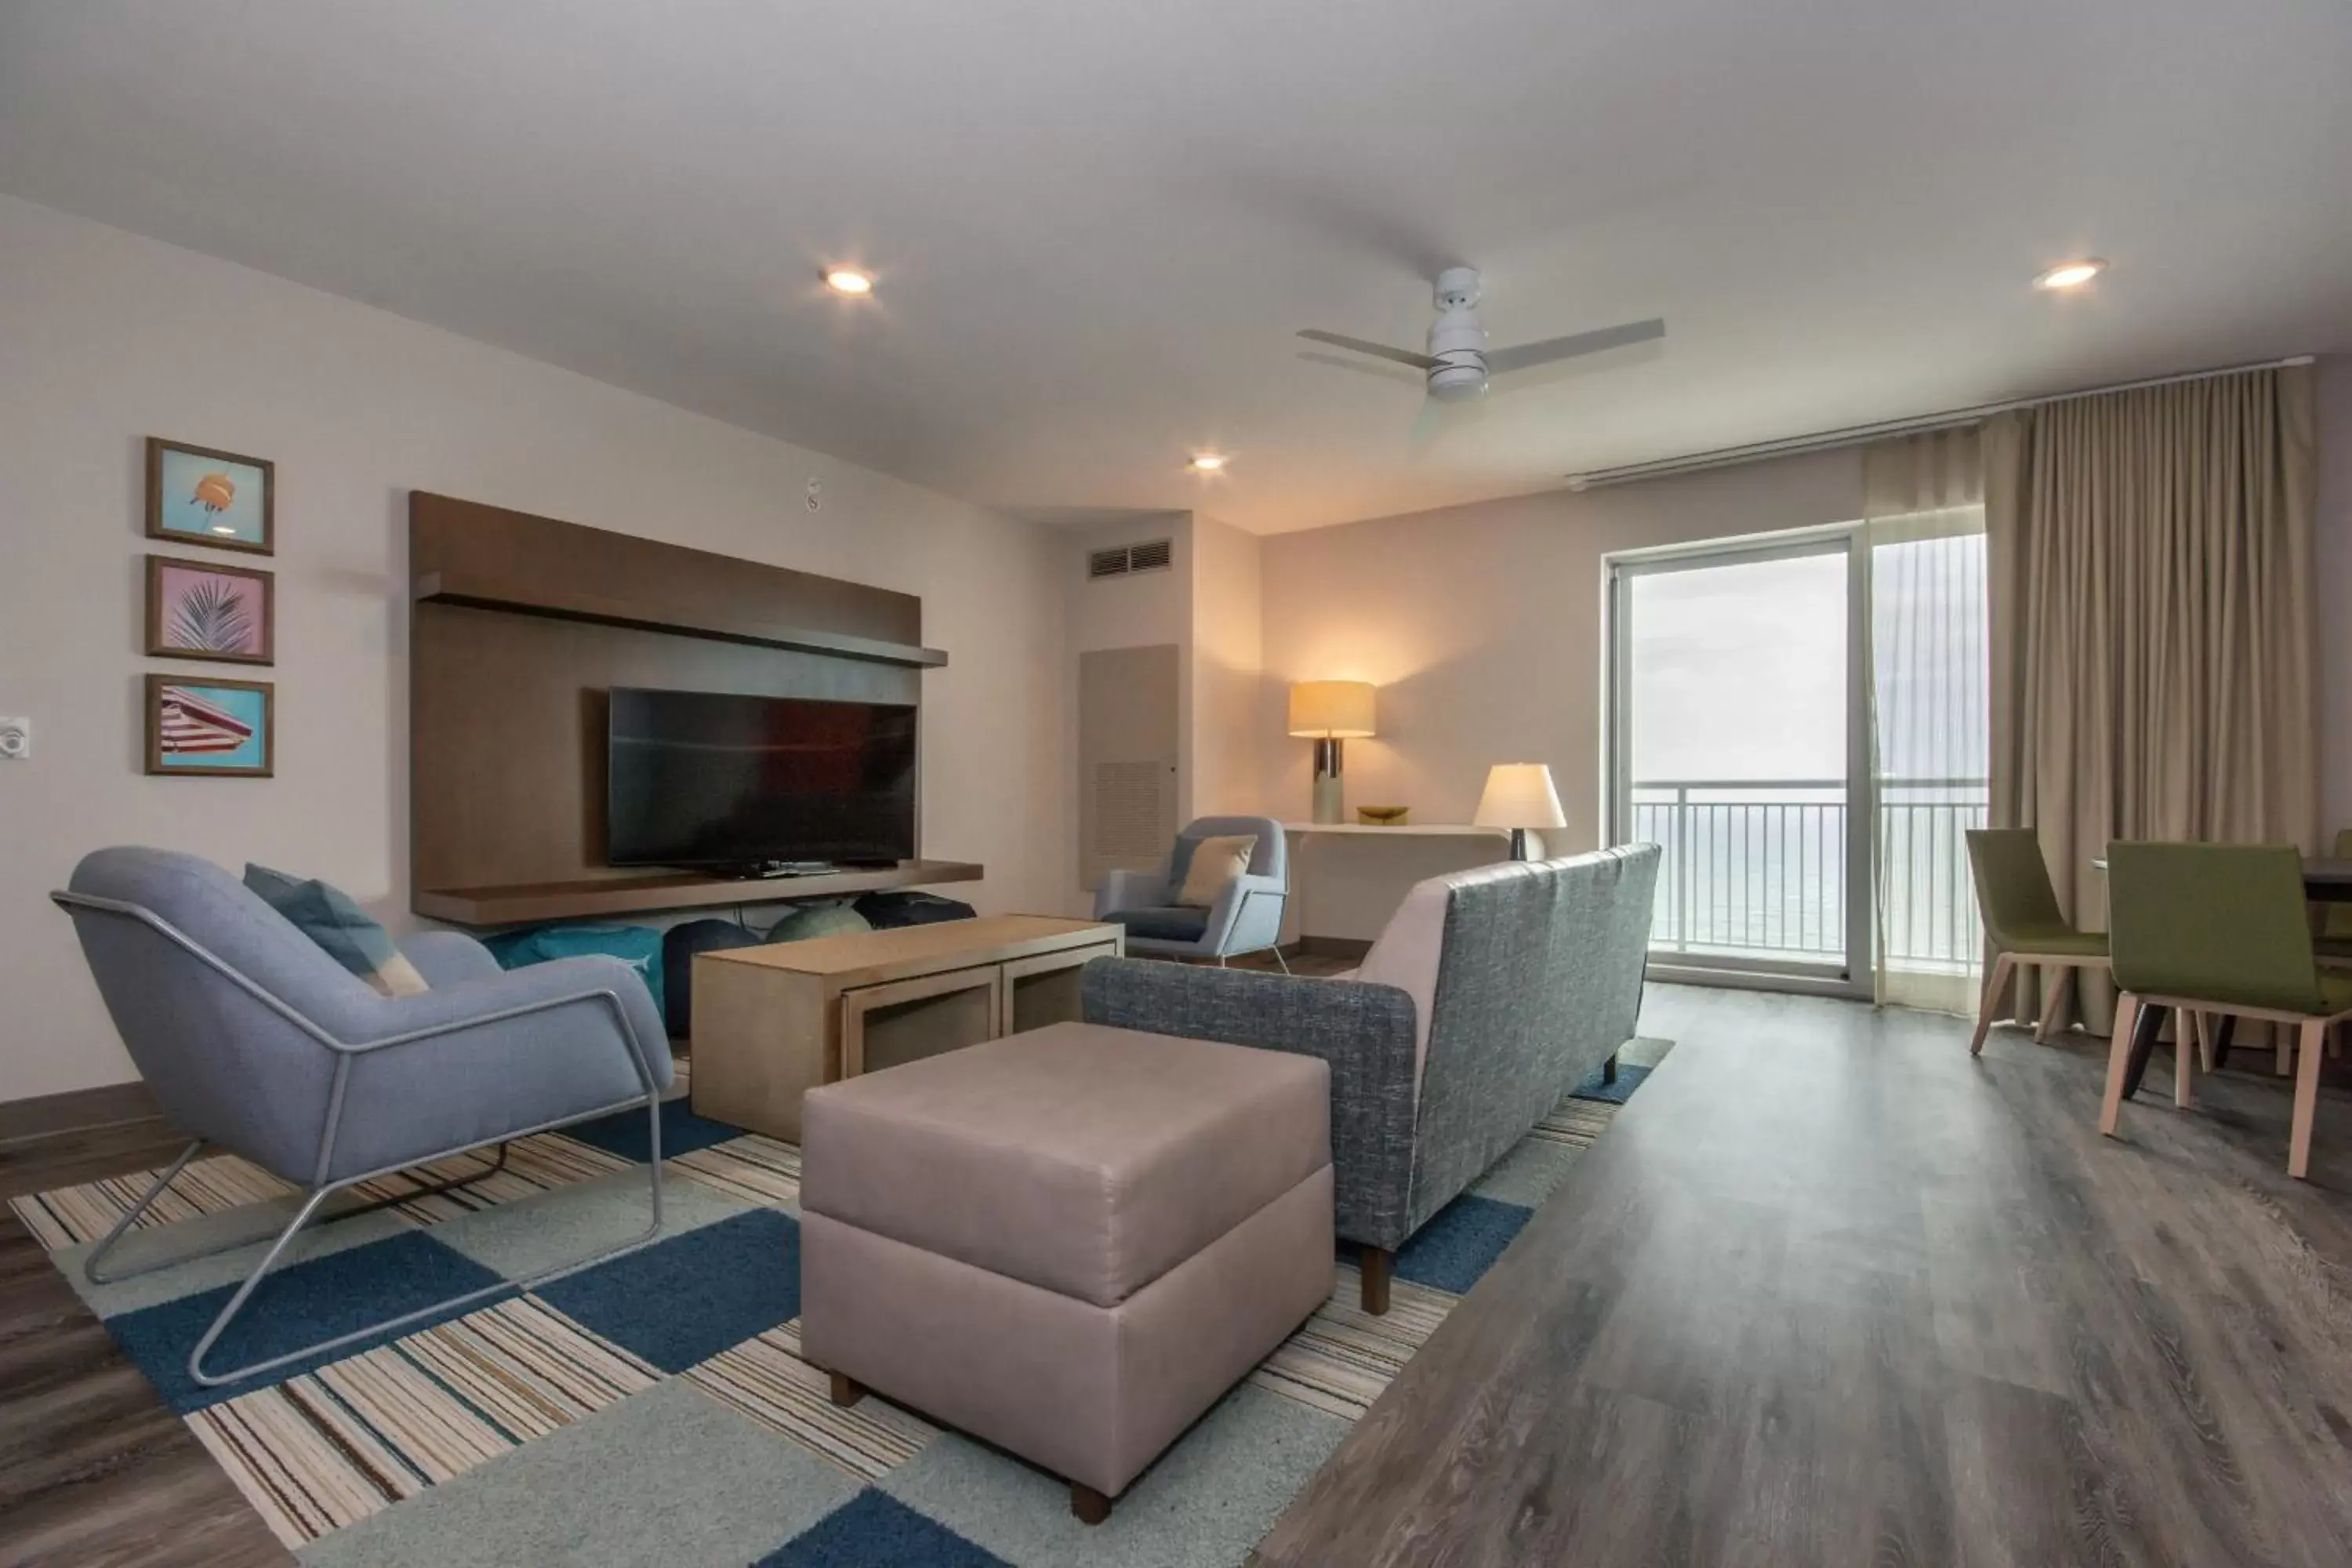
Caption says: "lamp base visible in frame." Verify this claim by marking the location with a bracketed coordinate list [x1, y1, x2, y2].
[1310, 738, 1345, 824]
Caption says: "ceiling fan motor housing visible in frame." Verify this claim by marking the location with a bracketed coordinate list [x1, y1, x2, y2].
[1426, 267, 1490, 401]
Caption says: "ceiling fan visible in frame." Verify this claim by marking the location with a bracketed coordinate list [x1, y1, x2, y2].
[1298, 267, 1664, 413]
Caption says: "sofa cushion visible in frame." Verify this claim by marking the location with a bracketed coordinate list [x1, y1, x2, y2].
[242, 863, 430, 997]
[800, 1022, 1330, 1308]
[1176, 834, 1256, 908]
[1107, 905, 1210, 943]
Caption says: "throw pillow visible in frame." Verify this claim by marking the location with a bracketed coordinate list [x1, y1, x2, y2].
[1176, 833, 1257, 908]
[242, 864, 430, 997]
[765, 901, 873, 943]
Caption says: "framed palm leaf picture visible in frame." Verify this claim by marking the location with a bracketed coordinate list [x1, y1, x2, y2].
[146, 555, 274, 665]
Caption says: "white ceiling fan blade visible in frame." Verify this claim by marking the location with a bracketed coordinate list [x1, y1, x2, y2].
[1297, 328, 1440, 372]
[1298, 347, 1425, 390]
[1486, 317, 1665, 376]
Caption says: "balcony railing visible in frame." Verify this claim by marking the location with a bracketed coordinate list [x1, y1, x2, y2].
[1627, 779, 1987, 971]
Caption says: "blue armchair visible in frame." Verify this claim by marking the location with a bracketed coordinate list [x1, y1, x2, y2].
[53, 848, 673, 1388]
[1093, 815, 1290, 969]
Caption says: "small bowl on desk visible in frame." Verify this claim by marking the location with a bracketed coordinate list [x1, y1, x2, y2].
[1356, 805, 1410, 826]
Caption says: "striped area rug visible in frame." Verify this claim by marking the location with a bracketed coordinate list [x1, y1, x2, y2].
[10, 1044, 1662, 1566]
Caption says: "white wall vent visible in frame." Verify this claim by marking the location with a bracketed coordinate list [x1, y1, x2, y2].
[1087, 539, 1174, 580]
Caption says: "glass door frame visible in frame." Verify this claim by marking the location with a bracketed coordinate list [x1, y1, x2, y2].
[1604, 525, 1874, 997]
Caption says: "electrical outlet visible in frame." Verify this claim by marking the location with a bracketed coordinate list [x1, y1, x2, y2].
[0, 717, 27, 760]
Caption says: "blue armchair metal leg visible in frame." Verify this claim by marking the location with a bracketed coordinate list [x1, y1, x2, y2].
[84, 1139, 516, 1287]
[184, 1087, 665, 1389]
[78, 1091, 667, 1391]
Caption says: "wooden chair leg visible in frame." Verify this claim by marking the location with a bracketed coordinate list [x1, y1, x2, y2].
[2100, 993, 2141, 1137]
[1359, 1246, 1393, 1316]
[2278, 1024, 2296, 1077]
[2174, 1010, 2196, 1110]
[2195, 1011, 2217, 1073]
[829, 1372, 866, 1409]
[1970, 952, 2016, 1056]
[2034, 964, 2071, 1044]
[2290, 1019, 2328, 1179]
[1071, 1482, 1112, 1525]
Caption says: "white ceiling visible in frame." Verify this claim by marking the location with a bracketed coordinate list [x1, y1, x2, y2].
[4, 1, 2349, 534]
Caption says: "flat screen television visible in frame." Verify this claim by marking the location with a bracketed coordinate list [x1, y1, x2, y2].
[607, 688, 917, 872]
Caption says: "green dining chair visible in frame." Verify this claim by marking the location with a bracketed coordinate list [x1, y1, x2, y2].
[1964, 828, 2110, 1055]
[2101, 841, 2350, 1179]
[2316, 826, 2352, 966]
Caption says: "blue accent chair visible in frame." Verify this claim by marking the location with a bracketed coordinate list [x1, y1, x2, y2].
[53, 848, 673, 1388]
[1093, 815, 1290, 969]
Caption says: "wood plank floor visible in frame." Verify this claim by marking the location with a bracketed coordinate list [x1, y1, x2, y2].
[0, 1119, 291, 1568]
[12, 982, 2352, 1566]
[1254, 986, 2352, 1568]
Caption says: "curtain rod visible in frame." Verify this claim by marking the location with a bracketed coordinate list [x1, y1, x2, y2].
[1563, 354, 2317, 491]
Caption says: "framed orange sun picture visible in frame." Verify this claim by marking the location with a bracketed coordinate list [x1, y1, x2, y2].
[146, 437, 274, 555]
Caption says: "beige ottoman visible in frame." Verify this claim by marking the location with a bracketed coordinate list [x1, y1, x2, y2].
[799, 1020, 1334, 1523]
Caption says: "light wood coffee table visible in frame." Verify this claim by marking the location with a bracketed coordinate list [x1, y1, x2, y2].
[689, 916, 1125, 1142]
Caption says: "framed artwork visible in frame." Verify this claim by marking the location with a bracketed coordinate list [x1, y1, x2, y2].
[146, 555, 274, 665]
[146, 437, 274, 555]
[146, 675, 274, 777]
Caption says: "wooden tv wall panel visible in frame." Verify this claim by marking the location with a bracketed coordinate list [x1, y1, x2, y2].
[408, 492, 976, 926]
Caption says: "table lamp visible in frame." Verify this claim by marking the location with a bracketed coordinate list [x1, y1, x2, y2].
[1287, 681, 1376, 824]
[1474, 763, 1566, 860]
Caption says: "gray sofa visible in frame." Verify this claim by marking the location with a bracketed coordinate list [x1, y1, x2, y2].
[1081, 843, 1660, 1312]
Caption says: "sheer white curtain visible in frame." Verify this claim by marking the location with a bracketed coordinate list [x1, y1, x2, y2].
[1864, 430, 1989, 1013]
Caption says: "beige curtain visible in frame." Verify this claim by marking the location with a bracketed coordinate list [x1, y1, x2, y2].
[1862, 429, 1987, 1013]
[1984, 364, 2320, 1033]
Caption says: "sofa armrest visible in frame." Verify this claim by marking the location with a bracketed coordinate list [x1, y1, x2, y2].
[1094, 867, 1171, 919]
[1200, 872, 1287, 954]
[1079, 957, 1419, 1250]
[399, 930, 503, 987]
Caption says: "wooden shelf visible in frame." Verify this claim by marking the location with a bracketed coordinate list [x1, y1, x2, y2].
[412, 570, 948, 668]
[414, 859, 984, 927]
[408, 492, 948, 669]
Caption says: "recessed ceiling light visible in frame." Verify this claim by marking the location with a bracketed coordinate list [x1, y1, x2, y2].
[1188, 453, 1227, 473]
[823, 267, 873, 296]
[2034, 259, 2106, 291]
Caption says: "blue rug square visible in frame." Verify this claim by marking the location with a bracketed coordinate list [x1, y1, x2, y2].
[1570, 1061, 1651, 1105]
[104, 1229, 510, 1413]
[534, 1207, 797, 1372]
[1368, 1193, 1534, 1296]
[561, 1097, 745, 1163]
[755, 1490, 1011, 1566]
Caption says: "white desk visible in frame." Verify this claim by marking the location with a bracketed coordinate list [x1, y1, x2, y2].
[1281, 823, 1515, 839]
[1279, 822, 1530, 948]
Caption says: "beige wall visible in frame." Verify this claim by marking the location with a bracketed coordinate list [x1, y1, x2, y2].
[0, 194, 1073, 1102]
[1188, 513, 1263, 818]
[1257, 449, 1864, 848]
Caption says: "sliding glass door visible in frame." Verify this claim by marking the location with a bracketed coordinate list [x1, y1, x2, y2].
[1608, 521, 1991, 998]
[1609, 535, 1871, 989]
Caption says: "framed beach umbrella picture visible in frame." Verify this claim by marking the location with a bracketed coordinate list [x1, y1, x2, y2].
[146, 675, 274, 777]
[146, 437, 274, 555]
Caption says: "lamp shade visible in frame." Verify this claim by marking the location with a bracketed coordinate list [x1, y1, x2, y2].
[1287, 680, 1377, 739]
[1473, 764, 1567, 829]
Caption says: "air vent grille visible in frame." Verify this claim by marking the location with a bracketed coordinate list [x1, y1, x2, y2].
[1087, 539, 1174, 580]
